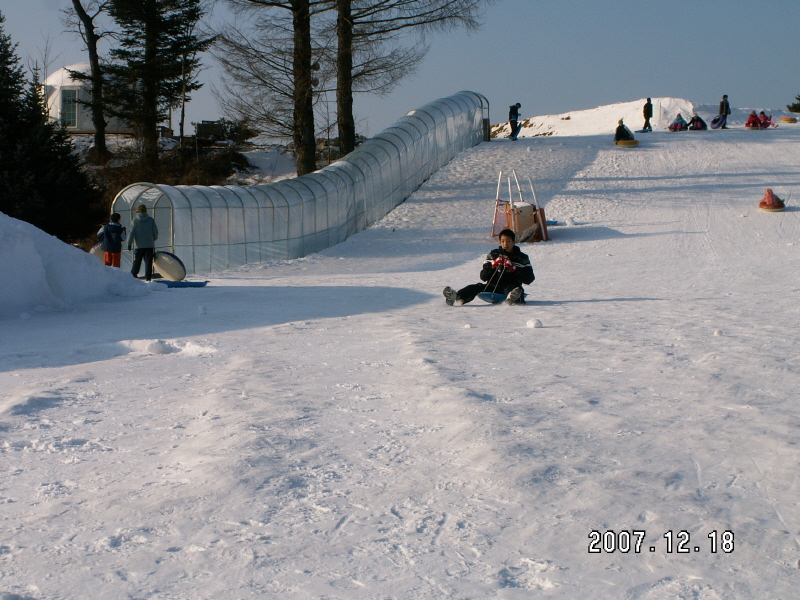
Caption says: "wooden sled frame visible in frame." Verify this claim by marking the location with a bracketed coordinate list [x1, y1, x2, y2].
[491, 170, 550, 243]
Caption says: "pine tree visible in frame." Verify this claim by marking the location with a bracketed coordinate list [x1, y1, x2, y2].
[104, 0, 214, 171]
[787, 94, 800, 113]
[0, 13, 26, 142]
[0, 14, 105, 243]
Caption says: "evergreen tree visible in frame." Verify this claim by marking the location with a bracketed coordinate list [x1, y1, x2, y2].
[0, 14, 105, 242]
[787, 94, 800, 113]
[0, 13, 26, 133]
[103, 0, 214, 172]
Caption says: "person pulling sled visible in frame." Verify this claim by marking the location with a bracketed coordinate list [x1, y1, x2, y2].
[443, 229, 535, 306]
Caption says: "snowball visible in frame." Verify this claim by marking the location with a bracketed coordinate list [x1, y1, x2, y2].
[527, 319, 543, 329]
[464, 324, 472, 329]
[714, 330, 723, 336]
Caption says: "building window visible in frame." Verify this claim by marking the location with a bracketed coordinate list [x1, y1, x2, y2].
[61, 89, 78, 127]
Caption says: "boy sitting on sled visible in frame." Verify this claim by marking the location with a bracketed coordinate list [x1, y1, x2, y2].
[443, 229, 535, 306]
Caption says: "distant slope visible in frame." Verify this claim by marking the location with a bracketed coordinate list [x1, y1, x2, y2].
[492, 97, 798, 138]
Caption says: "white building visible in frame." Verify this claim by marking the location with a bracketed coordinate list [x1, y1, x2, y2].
[44, 63, 133, 134]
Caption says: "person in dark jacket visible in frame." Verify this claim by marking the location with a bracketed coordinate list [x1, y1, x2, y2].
[97, 212, 126, 268]
[718, 94, 731, 129]
[128, 204, 159, 281]
[509, 103, 522, 140]
[687, 113, 707, 130]
[642, 98, 653, 131]
[615, 119, 635, 141]
[443, 229, 535, 306]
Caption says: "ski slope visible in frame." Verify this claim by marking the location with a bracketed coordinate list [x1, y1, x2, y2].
[1, 105, 800, 600]
[493, 96, 797, 139]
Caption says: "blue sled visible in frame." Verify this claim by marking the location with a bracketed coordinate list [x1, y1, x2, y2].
[477, 292, 507, 304]
[161, 280, 209, 288]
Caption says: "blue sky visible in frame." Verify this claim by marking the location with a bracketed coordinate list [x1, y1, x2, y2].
[2, 0, 798, 136]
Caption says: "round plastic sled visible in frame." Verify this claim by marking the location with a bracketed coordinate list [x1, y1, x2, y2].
[90, 243, 104, 260]
[780, 117, 797, 123]
[477, 292, 507, 304]
[709, 115, 725, 129]
[153, 251, 187, 282]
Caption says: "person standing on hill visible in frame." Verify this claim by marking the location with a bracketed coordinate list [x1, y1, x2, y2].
[509, 103, 522, 140]
[97, 212, 126, 268]
[128, 204, 159, 282]
[642, 98, 653, 132]
[719, 94, 731, 129]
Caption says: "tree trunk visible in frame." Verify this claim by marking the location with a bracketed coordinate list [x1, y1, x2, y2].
[292, 0, 316, 175]
[180, 51, 187, 149]
[71, 0, 108, 158]
[336, 0, 355, 155]
[141, 0, 160, 172]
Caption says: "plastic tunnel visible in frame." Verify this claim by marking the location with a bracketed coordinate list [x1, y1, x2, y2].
[112, 91, 489, 275]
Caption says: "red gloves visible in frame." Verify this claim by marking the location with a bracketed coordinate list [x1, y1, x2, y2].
[491, 256, 515, 272]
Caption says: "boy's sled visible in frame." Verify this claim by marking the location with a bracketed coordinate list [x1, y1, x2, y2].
[477, 292, 507, 304]
[153, 251, 187, 282]
[616, 139, 639, 147]
[709, 115, 725, 129]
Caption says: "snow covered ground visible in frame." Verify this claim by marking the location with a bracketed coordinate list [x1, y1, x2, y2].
[232, 145, 298, 185]
[1, 100, 800, 600]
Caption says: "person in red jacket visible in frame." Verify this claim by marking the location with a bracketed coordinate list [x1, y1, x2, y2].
[758, 111, 776, 128]
[745, 110, 762, 128]
[443, 229, 535, 306]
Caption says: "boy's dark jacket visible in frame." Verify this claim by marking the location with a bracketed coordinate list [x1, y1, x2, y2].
[97, 222, 126, 253]
[480, 245, 535, 290]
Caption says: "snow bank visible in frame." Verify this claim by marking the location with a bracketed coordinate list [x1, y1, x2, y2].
[0, 212, 147, 318]
[230, 145, 298, 185]
[494, 96, 798, 138]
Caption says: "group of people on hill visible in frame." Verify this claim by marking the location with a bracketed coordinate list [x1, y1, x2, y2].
[510, 95, 779, 144]
[745, 110, 777, 129]
[618, 94, 779, 141]
[668, 113, 708, 131]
